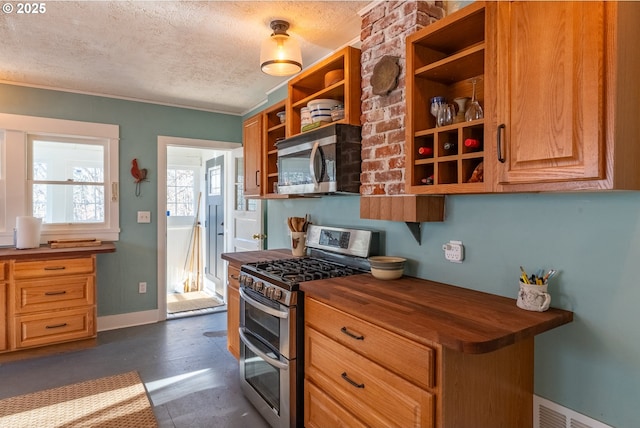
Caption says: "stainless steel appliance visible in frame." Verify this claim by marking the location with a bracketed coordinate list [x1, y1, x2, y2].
[275, 124, 361, 195]
[238, 225, 378, 428]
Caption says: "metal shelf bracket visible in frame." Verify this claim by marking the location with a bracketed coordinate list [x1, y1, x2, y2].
[405, 222, 422, 245]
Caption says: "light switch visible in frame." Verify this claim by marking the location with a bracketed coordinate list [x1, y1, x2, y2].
[137, 211, 151, 223]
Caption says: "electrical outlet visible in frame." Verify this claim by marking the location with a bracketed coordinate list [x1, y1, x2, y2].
[442, 240, 464, 263]
[137, 211, 151, 223]
[138, 282, 147, 293]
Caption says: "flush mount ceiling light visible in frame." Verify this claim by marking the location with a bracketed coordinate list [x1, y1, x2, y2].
[260, 20, 302, 76]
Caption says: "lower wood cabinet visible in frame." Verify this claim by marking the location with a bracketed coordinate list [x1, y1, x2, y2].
[2, 254, 98, 353]
[226, 263, 241, 359]
[305, 327, 435, 427]
[13, 306, 95, 349]
[0, 262, 7, 351]
[305, 296, 534, 428]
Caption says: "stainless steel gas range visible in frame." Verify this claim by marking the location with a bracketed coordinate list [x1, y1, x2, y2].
[237, 225, 379, 428]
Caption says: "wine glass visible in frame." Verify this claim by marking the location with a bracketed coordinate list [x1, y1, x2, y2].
[465, 78, 484, 121]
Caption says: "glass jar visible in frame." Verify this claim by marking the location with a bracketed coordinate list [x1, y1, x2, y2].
[430, 96, 446, 119]
[300, 107, 312, 130]
[331, 104, 345, 121]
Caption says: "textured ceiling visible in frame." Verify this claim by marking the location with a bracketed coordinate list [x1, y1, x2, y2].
[0, 1, 370, 114]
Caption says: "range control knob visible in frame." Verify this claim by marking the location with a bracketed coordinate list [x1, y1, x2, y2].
[254, 281, 264, 292]
[265, 287, 274, 299]
[272, 288, 283, 300]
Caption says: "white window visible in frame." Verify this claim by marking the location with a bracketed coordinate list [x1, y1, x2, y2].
[167, 167, 196, 217]
[0, 113, 119, 245]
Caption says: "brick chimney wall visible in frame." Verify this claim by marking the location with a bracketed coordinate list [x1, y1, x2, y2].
[359, 1, 445, 195]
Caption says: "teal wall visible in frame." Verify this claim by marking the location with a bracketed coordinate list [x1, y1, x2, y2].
[0, 83, 242, 316]
[4, 82, 638, 426]
[266, 193, 640, 428]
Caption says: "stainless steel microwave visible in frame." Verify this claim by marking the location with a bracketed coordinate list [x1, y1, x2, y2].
[275, 124, 361, 195]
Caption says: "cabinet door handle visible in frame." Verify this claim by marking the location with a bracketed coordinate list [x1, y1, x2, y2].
[255, 170, 260, 187]
[341, 372, 365, 389]
[45, 291, 67, 296]
[44, 266, 66, 271]
[46, 323, 68, 329]
[497, 124, 506, 163]
[341, 326, 364, 340]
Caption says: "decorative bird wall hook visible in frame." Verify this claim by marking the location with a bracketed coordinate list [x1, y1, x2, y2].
[131, 158, 148, 197]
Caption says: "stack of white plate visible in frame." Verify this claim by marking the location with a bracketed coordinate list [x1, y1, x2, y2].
[308, 99, 339, 123]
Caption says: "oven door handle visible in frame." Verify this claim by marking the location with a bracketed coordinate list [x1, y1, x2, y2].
[239, 328, 289, 370]
[239, 288, 289, 319]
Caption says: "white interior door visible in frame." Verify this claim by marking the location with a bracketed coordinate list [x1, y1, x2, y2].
[228, 147, 263, 252]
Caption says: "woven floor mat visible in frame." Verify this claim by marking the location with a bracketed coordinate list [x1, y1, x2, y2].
[167, 291, 223, 314]
[0, 371, 157, 427]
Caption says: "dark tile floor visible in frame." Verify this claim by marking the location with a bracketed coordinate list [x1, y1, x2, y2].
[0, 311, 270, 428]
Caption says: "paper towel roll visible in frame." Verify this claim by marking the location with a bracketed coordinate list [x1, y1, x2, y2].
[16, 216, 42, 249]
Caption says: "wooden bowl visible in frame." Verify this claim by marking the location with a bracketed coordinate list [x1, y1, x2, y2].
[324, 69, 344, 88]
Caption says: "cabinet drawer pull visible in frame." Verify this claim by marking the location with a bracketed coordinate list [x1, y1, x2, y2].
[230, 275, 239, 280]
[497, 123, 506, 163]
[340, 326, 364, 340]
[45, 291, 67, 296]
[44, 266, 67, 271]
[341, 372, 365, 389]
[46, 323, 68, 329]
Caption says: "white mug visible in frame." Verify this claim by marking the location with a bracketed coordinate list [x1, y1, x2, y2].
[516, 282, 551, 312]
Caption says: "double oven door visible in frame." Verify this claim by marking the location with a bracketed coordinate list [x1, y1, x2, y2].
[238, 286, 302, 428]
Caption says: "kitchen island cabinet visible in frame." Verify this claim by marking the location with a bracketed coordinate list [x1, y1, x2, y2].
[220, 249, 293, 359]
[0, 243, 115, 354]
[301, 274, 573, 428]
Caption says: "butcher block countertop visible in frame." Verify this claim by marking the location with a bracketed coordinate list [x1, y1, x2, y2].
[220, 249, 573, 354]
[0, 242, 116, 260]
[301, 274, 573, 354]
[221, 248, 292, 265]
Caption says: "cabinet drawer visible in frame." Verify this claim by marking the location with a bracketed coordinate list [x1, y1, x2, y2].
[14, 306, 96, 349]
[306, 328, 434, 428]
[306, 297, 436, 389]
[305, 379, 367, 428]
[0, 262, 6, 281]
[0, 282, 7, 352]
[228, 265, 240, 291]
[14, 257, 95, 279]
[14, 275, 94, 314]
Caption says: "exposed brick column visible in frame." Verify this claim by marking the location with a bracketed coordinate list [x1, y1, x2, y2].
[360, 1, 445, 195]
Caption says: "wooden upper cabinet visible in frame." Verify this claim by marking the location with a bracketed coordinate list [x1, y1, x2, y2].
[406, 1, 640, 194]
[242, 112, 263, 197]
[493, 1, 640, 191]
[286, 46, 361, 138]
[405, 2, 491, 194]
[494, 1, 604, 187]
[262, 101, 286, 198]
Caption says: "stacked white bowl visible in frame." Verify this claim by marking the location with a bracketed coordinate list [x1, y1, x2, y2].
[368, 256, 406, 280]
[307, 99, 339, 123]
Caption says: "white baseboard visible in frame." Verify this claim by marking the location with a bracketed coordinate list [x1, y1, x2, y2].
[97, 309, 161, 332]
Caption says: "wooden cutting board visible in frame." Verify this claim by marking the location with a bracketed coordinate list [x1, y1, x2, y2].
[49, 239, 102, 248]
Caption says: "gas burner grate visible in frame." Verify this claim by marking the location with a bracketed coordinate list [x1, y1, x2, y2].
[247, 257, 366, 285]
